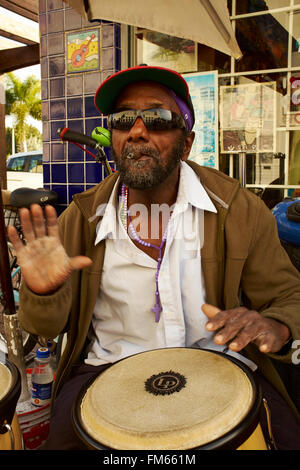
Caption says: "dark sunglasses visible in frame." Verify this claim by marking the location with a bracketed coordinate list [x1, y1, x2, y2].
[108, 108, 186, 131]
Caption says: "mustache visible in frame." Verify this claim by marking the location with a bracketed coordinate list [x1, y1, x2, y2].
[122, 145, 160, 161]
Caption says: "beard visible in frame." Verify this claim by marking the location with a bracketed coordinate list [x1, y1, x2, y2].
[111, 134, 186, 189]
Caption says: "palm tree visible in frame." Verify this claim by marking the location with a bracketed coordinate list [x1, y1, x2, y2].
[5, 72, 41, 153]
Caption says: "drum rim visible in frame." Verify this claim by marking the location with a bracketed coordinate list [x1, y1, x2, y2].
[0, 360, 21, 427]
[72, 348, 262, 450]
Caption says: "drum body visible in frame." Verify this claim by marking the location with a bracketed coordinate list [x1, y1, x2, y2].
[73, 348, 266, 450]
[0, 361, 23, 450]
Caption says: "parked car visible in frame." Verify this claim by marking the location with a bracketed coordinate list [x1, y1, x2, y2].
[6, 150, 43, 191]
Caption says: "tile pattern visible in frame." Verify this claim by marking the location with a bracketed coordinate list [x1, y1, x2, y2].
[39, 1, 121, 212]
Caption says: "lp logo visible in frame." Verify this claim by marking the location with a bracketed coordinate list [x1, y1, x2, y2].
[153, 376, 179, 390]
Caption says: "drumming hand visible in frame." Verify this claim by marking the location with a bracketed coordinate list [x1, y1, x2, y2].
[7, 204, 92, 295]
[201, 304, 290, 354]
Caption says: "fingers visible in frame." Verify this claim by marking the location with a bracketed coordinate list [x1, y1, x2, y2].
[201, 304, 221, 319]
[202, 305, 288, 353]
[30, 204, 46, 238]
[7, 204, 91, 296]
[19, 207, 36, 242]
[70, 256, 93, 271]
[206, 308, 261, 351]
[17, 204, 59, 241]
[7, 225, 24, 251]
[253, 333, 275, 353]
[44, 205, 60, 238]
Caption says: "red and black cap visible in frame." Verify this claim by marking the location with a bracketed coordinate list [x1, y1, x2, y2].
[94, 65, 195, 131]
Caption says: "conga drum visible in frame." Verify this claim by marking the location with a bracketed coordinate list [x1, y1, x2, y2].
[72, 348, 267, 450]
[0, 360, 23, 450]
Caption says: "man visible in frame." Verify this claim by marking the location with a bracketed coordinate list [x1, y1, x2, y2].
[8, 66, 300, 450]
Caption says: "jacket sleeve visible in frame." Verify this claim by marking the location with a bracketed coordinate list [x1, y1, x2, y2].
[18, 205, 75, 339]
[241, 196, 300, 360]
[18, 278, 72, 339]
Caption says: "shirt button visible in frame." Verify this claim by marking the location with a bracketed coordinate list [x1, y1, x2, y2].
[184, 231, 196, 240]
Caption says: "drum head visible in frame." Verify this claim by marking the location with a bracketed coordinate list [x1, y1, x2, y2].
[0, 362, 12, 401]
[73, 348, 261, 450]
[0, 360, 21, 427]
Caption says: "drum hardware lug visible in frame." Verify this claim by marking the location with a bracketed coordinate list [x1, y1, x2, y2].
[263, 398, 277, 450]
[0, 423, 15, 450]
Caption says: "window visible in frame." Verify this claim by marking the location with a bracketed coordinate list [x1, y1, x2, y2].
[132, 1, 300, 200]
[27, 154, 43, 173]
[7, 157, 26, 171]
[135, 29, 197, 73]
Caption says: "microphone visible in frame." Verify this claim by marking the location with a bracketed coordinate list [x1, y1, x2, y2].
[91, 127, 111, 147]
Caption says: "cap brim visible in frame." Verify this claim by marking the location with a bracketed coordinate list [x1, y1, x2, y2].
[94, 66, 191, 115]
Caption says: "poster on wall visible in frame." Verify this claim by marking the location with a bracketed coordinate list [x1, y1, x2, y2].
[220, 82, 276, 153]
[288, 74, 300, 127]
[184, 71, 218, 168]
[66, 29, 100, 74]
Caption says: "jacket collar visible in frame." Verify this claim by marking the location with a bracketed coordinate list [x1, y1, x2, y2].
[72, 161, 240, 223]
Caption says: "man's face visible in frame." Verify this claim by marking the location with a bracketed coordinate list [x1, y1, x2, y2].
[111, 82, 193, 189]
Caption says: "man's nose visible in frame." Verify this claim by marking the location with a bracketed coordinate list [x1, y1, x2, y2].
[127, 117, 149, 141]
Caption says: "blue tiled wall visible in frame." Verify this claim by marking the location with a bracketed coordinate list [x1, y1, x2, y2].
[39, 0, 121, 213]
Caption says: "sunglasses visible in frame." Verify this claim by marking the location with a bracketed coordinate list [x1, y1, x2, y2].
[108, 108, 186, 131]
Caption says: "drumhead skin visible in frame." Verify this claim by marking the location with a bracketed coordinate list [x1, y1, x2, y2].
[0, 360, 21, 430]
[0, 363, 12, 401]
[73, 348, 262, 450]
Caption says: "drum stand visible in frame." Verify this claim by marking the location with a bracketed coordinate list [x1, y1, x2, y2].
[238, 143, 247, 188]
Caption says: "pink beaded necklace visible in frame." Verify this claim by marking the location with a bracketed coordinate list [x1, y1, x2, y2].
[121, 183, 169, 322]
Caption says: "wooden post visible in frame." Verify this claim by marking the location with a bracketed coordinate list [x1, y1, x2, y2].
[0, 75, 7, 190]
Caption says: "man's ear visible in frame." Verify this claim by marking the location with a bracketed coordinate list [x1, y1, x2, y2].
[181, 131, 195, 162]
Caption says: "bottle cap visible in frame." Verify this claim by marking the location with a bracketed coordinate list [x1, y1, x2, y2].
[36, 347, 50, 359]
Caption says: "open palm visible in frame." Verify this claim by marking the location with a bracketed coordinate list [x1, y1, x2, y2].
[7, 204, 92, 295]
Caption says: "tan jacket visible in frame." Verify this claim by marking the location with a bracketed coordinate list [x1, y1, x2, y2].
[19, 162, 300, 418]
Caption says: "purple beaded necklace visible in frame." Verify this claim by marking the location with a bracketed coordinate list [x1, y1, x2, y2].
[121, 183, 168, 322]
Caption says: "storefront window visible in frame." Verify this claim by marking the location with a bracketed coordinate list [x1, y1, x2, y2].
[135, 29, 197, 73]
[219, 74, 282, 192]
[235, 12, 289, 72]
[197, 45, 230, 74]
[132, 2, 300, 195]
[135, 28, 230, 74]
[292, 10, 300, 67]
[231, 0, 291, 16]
[231, 72, 288, 128]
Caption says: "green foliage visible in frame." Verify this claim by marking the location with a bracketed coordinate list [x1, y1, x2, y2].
[6, 124, 42, 156]
[5, 72, 42, 154]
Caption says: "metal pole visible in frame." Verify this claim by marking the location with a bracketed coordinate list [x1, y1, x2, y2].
[0, 186, 30, 401]
[239, 151, 247, 188]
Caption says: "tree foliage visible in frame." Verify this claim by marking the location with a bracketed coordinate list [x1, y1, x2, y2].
[5, 72, 42, 153]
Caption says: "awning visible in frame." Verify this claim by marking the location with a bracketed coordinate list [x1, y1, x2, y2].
[0, 1, 39, 74]
[64, 0, 242, 59]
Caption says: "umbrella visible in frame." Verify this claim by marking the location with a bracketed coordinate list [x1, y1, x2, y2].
[64, 0, 242, 59]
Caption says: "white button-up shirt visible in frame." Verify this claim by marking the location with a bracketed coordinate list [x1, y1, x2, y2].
[85, 162, 256, 370]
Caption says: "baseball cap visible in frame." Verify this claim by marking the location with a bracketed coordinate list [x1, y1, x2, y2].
[94, 65, 195, 131]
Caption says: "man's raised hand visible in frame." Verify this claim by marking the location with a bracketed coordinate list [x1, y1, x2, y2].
[7, 204, 92, 295]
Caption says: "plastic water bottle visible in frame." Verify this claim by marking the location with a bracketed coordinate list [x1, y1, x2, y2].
[31, 347, 54, 407]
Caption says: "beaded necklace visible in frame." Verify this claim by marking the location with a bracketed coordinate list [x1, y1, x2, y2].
[120, 183, 128, 230]
[120, 183, 168, 322]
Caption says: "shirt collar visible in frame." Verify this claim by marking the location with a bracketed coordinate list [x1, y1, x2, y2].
[94, 162, 217, 244]
[94, 176, 120, 245]
[176, 161, 217, 213]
